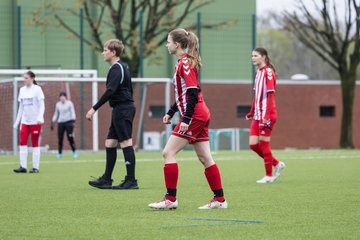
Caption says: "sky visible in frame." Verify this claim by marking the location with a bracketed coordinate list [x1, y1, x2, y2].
[257, 0, 347, 17]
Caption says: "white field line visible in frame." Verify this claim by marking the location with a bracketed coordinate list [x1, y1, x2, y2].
[0, 154, 359, 166]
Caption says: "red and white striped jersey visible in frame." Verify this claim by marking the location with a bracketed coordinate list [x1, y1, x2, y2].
[253, 66, 277, 120]
[172, 55, 209, 121]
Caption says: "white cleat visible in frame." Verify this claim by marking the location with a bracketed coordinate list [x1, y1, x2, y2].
[256, 176, 275, 183]
[274, 161, 286, 177]
[148, 198, 178, 210]
[198, 199, 228, 209]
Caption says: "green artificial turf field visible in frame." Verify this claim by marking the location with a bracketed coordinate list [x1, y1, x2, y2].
[0, 150, 359, 240]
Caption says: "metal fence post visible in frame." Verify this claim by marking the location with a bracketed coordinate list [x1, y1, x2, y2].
[197, 12, 202, 84]
[80, 8, 85, 149]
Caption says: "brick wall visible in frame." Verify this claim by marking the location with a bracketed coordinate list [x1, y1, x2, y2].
[1, 81, 359, 151]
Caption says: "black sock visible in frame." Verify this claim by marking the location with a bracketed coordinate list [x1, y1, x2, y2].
[104, 147, 117, 180]
[213, 189, 224, 198]
[122, 146, 136, 180]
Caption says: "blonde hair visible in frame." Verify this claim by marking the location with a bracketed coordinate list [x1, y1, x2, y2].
[104, 39, 125, 57]
[169, 28, 202, 68]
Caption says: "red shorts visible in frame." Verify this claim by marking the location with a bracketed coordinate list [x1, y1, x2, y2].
[250, 119, 276, 137]
[19, 124, 42, 147]
[172, 118, 210, 144]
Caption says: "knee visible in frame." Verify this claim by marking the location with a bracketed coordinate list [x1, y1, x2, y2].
[162, 148, 175, 160]
[197, 153, 207, 165]
[105, 140, 117, 148]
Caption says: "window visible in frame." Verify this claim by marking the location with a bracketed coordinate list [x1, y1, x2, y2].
[237, 106, 251, 118]
[320, 106, 335, 117]
[149, 105, 165, 118]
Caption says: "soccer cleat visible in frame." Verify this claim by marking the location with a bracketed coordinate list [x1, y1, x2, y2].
[72, 151, 78, 158]
[56, 153, 62, 159]
[13, 167, 27, 173]
[274, 161, 286, 177]
[256, 176, 275, 183]
[112, 177, 139, 190]
[88, 175, 113, 189]
[198, 198, 228, 209]
[29, 168, 39, 174]
[148, 198, 178, 210]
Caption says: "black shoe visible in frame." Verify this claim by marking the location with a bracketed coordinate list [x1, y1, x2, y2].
[113, 176, 139, 190]
[29, 168, 39, 173]
[13, 167, 27, 173]
[88, 175, 113, 189]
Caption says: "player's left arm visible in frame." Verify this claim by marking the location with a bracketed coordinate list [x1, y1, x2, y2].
[70, 101, 76, 121]
[37, 87, 45, 124]
[181, 63, 199, 125]
[263, 68, 276, 124]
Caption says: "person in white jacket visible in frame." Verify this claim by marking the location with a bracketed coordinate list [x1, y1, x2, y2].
[13, 71, 45, 173]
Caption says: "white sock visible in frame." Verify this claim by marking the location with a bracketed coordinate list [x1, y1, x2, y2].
[19, 145, 28, 169]
[32, 147, 40, 170]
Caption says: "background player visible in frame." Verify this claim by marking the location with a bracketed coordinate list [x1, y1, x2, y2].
[51, 92, 77, 158]
[13, 71, 45, 173]
[246, 47, 285, 183]
[86, 39, 138, 190]
[148, 28, 227, 210]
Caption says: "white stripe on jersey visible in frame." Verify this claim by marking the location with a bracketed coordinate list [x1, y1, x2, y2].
[254, 70, 264, 120]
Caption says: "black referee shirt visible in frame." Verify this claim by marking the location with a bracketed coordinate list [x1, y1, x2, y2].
[93, 61, 134, 110]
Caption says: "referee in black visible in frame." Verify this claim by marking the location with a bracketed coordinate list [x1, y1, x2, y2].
[86, 39, 138, 190]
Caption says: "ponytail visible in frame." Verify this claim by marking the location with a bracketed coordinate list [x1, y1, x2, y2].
[253, 47, 276, 73]
[186, 31, 202, 68]
[169, 28, 202, 68]
[25, 70, 37, 85]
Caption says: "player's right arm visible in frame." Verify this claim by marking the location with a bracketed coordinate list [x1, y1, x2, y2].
[87, 65, 122, 121]
[51, 103, 59, 130]
[163, 102, 178, 124]
[92, 65, 121, 111]
[13, 88, 23, 129]
[246, 97, 255, 120]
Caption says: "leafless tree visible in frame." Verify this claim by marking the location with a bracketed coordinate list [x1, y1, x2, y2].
[30, 0, 236, 76]
[283, 0, 360, 148]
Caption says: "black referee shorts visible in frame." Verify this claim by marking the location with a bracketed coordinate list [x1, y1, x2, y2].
[107, 105, 136, 142]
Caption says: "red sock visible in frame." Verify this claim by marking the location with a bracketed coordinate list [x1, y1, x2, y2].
[259, 141, 273, 176]
[250, 143, 279, 166]
[205, 164, 224, 202]
[250, 143, 263, 158]
[272, 156, 279, 167]
[164, 163, 178, 201]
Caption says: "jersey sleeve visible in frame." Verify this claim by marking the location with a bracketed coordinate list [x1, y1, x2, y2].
[180, 59, 198, 89]
[265, 68, 276, 92]
[70, 101, 76, 120]
[93, 65, 121, 110]
[52, 103, 59, 122]
[37, 86, 45, 100]
[18, 88, 23, 102]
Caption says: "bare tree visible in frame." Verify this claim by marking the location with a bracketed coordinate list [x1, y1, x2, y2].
[30, 0, 236, 77]
[283, 0, 360, 148]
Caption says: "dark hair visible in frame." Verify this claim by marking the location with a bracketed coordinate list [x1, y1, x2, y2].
[25, 71, 37, 85]
[104, 39, 125, 57]
[253, 47, 276, 72]
[169, 28, 202, 68]
[59, 92, 67, 98]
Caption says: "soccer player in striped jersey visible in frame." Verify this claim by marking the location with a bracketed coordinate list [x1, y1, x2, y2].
[246, 47, 285, 183]
[51, 92, 77, 159]
[148, 29, 227, 210]
[13, 71, 45, 174]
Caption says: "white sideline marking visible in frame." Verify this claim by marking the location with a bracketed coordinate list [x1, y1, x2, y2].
[0, 154, 359, 166]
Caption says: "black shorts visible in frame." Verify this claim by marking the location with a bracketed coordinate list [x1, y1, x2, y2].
[107, 105, 136, 142]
